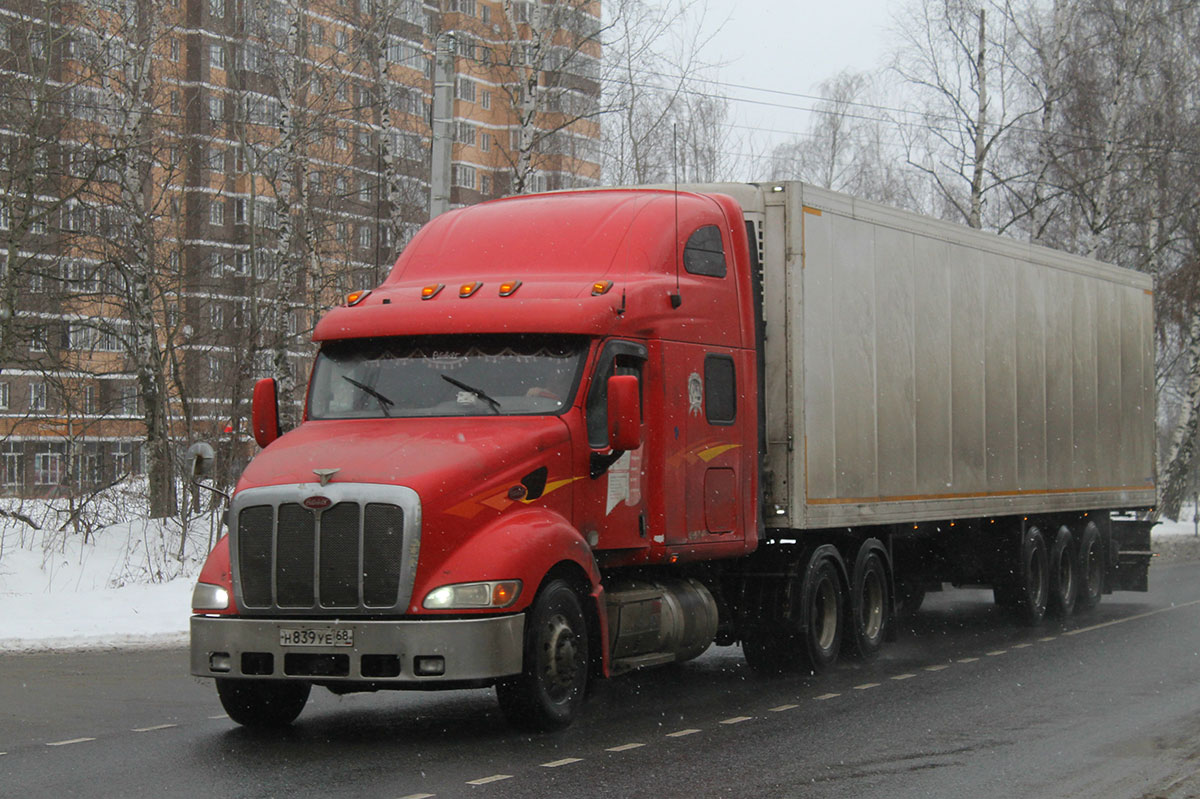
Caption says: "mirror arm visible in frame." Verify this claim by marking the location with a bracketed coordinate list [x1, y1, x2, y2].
[589, 449, 625, 479]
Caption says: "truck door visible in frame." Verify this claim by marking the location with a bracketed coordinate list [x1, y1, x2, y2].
[578, 340, 648, 551]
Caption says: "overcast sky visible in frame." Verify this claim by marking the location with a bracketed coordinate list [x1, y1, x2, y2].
[695, 0, 900, 168]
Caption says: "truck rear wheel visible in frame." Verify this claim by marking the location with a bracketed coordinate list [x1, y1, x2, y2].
[994, 525, 1048, 625]
[497, 579, 589, 732]
[1075, 522, 1104, 610]
[1048, 526, 1077, 617]
[216, 678, 310, 728]
[843, 543, 889, 660]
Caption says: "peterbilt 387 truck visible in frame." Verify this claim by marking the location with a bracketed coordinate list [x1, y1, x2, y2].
[190, 182, 1156, 731]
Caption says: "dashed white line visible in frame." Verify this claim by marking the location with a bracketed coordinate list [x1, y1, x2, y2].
[815, 692, 841, 700]
[720, 716, 752, 725]
[1038, 636, 1058, 642]
[957, 657, 979, 663]
[47, 738, 95, 747]
[466, 775, 512, 786]
[1063, 600, 1200, 636]
[924, 664, 950, 671]
[986, 650, 1007, 656]
[891, 673, 916, 681]
[606, 742, 646, 752]
[769, 704, 799, 712]
[396, 794, 435, 799]
[541, 757, 583, 768]
[132, 723, 178, 733]
[1012, 643, 1033, 649]
[853, 682, 880, 690]
[665, 729, 700, 738]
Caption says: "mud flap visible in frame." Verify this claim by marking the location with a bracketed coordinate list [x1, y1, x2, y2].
[1107, 518, 1154, 592]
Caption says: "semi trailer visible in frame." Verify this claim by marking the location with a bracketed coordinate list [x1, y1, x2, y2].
[189, 182, 1156, 731]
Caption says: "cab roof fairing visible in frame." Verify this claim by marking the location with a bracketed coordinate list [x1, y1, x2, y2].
[312, 189, 739, 343]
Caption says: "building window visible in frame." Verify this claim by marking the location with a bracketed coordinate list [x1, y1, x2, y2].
[208, 95, 223, 122]
[481, 173, 492, 195]
[34, 451, 63, 486]
[210, 200, 225, 226]
[456, 77, 476, 103]
[235, 252, 248, 274]
[30, 382, 48, 411]
[359, 179, 372, 202]
[209, 303, 224, 328]
[482, 90, 490, 110]
[235, 198, 246, 223]
[480, 132, 490, 152]
[452, 164, 476, 190]
[208, 0, 224, 18]
[210, 43, 225, 70]
[0, 450, 21, 487]
[113, 442, 134, 477]
[0, 381, 8, 409]
[358, 226, 371, 249]
[208, 356, 222, 382]
[310, 23, 323, 45]
[337, 222, 349, 243]
[119, 387, 138, 416]
[83, 384, 97, 414]
[455, 122, 476, 146]
[171, 38, 180, 61]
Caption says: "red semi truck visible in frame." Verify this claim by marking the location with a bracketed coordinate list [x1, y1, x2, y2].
[190, 182, 1156, 730]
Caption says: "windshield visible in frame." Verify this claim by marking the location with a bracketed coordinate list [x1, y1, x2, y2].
[307, 334, 588, 419]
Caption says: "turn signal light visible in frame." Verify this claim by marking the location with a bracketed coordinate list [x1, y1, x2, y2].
[459, 281, 483, 298]
[592, 280, 613, 296]
[498, 280, 522, 297]
[346, 289, 370, 306]
[421, 283, 444, 300]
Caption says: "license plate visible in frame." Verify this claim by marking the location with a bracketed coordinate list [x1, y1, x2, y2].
[279, 627, 354, 648]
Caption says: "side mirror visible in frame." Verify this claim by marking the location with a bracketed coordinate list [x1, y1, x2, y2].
[252, 378, 282, 448]
[607, 375, 641, 452]
[185, 442, 215, 479]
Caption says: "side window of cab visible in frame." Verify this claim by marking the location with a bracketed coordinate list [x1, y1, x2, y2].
[586, 340, 647, 449]
[683, 225, 726, 277]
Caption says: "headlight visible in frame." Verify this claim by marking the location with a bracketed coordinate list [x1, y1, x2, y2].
[422, 580, 521, 609]
[192, 582, 230, 611]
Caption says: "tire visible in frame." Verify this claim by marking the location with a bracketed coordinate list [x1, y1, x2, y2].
[1048, 526, 1077, 617]
[1076, 522, 1104, 610]
[843, 542, 889, 660]
[497, 579, 589, 732]
[216, 679, 310, 728]
[994, 525, 1048, 626]
[742, 546, 846, 675]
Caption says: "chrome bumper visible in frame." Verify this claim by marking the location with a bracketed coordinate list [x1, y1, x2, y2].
[190, 614, 525, 684]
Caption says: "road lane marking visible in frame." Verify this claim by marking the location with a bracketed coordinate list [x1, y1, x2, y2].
[1013, 643, 1033, 648]
[924, 664, 950, 671]
[720, 716, 752, 725]
[47, 738, 95, 747]
[397, 794, 435, 799]
[1064, 599, 1200, 636]
[815, 693, 840, 700]
[466, 775, 512, 786]
[1038, 636, 1057, 642]
[986, 650, 1007, 656]
[132, 724, 178, 733]
[769, 704, 799, 712]
[541, 758, 582, 768]
[853, 683, 880, 690]
[606, 742, 646, 751]
[957, 657, 979, 663]
[891, 673, 916, 680]
[665, 729, 700, 738]
[208, 714, 229, 720]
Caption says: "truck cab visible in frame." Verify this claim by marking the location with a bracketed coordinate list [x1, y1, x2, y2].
[190, 188, 759, 730]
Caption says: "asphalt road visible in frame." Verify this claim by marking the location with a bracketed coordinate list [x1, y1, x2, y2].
[4, 562, 1200, 799]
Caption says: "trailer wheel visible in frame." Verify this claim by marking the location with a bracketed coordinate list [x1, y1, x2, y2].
[994, 525, 1048, 626]
[216, 679, 310, 728]
[1076, 522, 1104, 610]
[844, 543, 889, 660]
[497, 579, 588, 732]
[1048, 526, 1077, 617]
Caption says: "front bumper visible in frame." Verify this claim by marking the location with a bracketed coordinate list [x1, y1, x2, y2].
[190, 613, 525, 685]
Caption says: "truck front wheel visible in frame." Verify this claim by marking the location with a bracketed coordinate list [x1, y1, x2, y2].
[497, 579, 589, 732]
[216, 678, 310, 728]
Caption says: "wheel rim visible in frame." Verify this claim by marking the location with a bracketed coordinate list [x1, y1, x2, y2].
[813, 574, 839, 652]
[540, 613, 580, 701]
[862, 569, 885, 641]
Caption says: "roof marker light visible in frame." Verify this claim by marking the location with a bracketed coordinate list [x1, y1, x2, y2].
[592, 280, 613, 296]
[498, 280, 522, 297]
[421, 284, 444, 300]
[459, 282, 483, 298]
[346, 289, 370, 306]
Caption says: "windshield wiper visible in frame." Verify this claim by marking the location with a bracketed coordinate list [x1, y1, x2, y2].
[441, 374, 501, 414]
[341, 375, 394, 417]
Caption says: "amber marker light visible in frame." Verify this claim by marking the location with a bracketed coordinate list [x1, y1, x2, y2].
[592, 280, 613, 296]
[421, 283, 444, 300]
[345, 289, 370, 306]
[498, 280, 522, 297]
[459, 281, 483, 298]
[491, 581, 521, 607]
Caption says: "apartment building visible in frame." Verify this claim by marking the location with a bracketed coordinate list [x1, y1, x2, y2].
[0, 0, 602, 497]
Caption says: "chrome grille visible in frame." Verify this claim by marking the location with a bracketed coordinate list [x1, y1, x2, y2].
[231, 483, 421, 614]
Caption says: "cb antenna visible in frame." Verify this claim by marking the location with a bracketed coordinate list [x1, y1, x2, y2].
[670, 123, 682, 309]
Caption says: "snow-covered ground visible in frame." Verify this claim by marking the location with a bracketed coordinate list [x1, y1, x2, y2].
[1, 489, 1198, 654]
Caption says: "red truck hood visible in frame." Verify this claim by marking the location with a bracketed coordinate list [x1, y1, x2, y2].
[235, 416, 570, 502]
